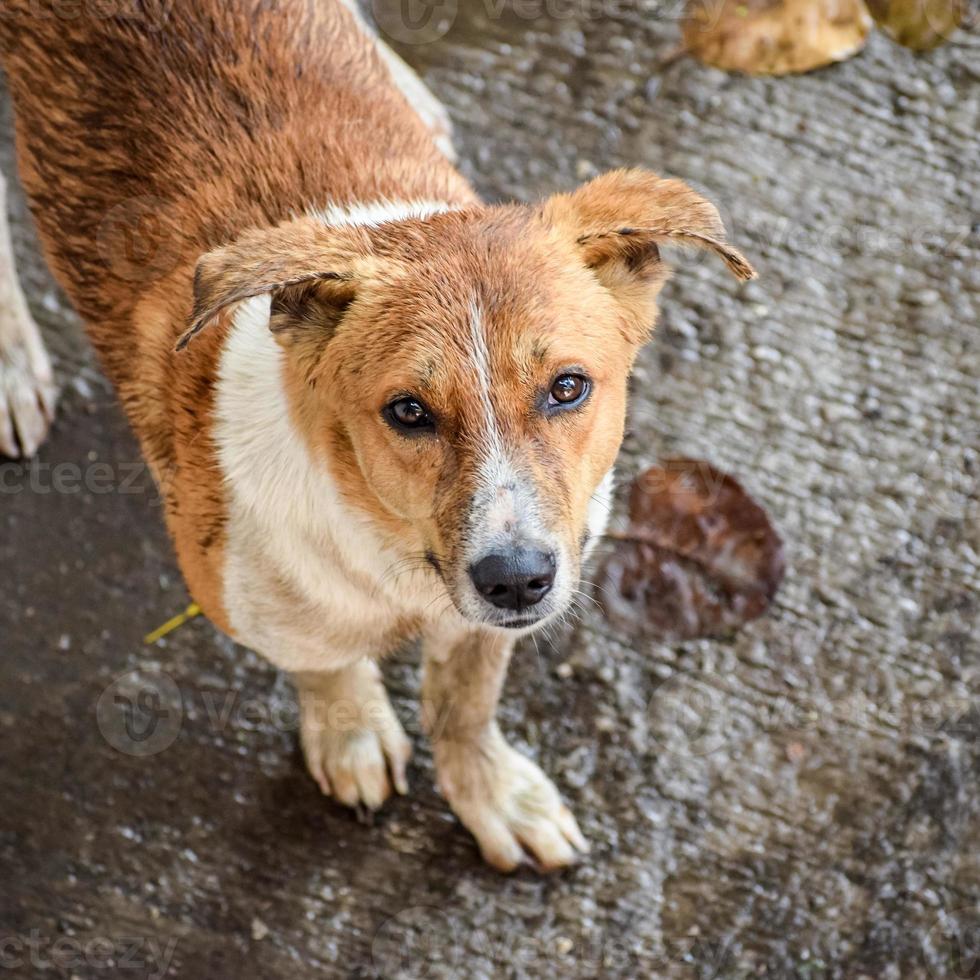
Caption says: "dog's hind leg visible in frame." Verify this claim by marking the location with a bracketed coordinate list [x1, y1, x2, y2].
[0, 169, 56, 458]
[339, 0, 456, 161]
[374, 44, 456, 162]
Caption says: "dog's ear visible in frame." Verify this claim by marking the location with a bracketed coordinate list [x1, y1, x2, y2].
[176, 218, 379, 353]
[542, 168, 754, 338]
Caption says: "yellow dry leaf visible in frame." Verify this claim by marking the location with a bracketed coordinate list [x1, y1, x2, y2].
[684, 0, 873, 75]
[865, 0, 963, 49]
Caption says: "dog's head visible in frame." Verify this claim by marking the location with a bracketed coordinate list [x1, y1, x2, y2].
[182, 169, 753, 631]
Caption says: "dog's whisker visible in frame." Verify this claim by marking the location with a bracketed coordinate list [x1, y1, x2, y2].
[588, 493, 616, 514]
[571, 586, 602, 608]
[374, 553, 436, 596]
[423, 587, 457, 618]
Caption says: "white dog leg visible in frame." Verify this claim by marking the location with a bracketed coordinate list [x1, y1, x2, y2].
[374, 43, 457, 162]
[0, 170, 56, 458]
[340, 0, 457, 161]
[296, 660, 412, 810]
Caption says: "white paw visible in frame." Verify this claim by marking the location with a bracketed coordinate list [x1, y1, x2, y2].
[0, 336, 57, 458]
[300, 695, 412, 811]
[435, 728, 588, 873]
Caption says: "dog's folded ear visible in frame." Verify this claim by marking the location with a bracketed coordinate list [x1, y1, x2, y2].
[176, 218, 379, 352]
[542, 168, 755, 339]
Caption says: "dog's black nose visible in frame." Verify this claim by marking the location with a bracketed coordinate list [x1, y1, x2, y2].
[470, 548, 556, 611]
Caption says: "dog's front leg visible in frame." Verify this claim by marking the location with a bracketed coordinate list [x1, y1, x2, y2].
[421, 623, 588, 872]
[0, 171, 57, 458]
[295, 660, 412, 811]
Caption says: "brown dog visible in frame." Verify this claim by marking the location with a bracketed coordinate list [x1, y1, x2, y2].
[0, 0, 752, 870]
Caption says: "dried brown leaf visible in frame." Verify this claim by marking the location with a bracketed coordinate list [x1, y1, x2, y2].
[865, 0, 963, 49]
[599, 459, 785, 640]
[683, 0, 872, 75]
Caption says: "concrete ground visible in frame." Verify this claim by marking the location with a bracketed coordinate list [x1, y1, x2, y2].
[2, 4, 978, 978]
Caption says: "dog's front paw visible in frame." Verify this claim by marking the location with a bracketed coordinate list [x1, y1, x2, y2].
[435, 727, 588, 873]
[0, 335, 57, 459]
[299, 687, 412, 812]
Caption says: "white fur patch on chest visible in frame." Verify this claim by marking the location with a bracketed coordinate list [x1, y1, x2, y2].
[213, 296, 422, 664]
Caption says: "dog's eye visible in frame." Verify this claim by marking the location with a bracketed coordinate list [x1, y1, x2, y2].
[385, 396, 435, 434]
[548, 374, 590, 409]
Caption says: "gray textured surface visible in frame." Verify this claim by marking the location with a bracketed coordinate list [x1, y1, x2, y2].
[2, 5, 979, 978]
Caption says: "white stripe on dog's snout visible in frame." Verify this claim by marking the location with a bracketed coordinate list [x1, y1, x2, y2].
[468, 301, 513, 533]
[467, 301, 502, 460]
[466, 302, 544, 543]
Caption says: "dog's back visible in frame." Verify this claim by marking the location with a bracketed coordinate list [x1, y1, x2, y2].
[0, 0, 468, 402]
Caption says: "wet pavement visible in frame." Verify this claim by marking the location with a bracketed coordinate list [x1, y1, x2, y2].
[2, 4, 979, 978]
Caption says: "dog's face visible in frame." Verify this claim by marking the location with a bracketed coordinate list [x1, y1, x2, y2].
[185, 170, 753, 630]
[321, 217, 634, 630]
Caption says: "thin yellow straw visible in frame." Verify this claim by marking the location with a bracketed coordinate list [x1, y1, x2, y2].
[143, 602, 202, 644]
